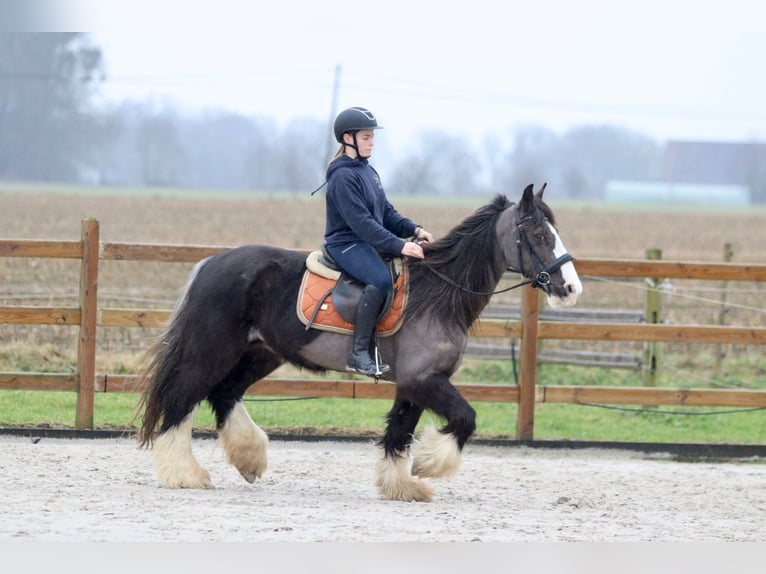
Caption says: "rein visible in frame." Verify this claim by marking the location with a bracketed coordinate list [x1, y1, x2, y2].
[423, 253, 573, 296]
[421, 205, 574, 297]
[422, 265, 534, 296]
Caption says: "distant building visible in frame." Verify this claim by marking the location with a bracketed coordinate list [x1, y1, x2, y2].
[664, 141, 766, 203]
[605, 140, 766, 204]
[604, 180, 749, 205]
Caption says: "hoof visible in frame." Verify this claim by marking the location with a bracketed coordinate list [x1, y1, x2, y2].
[227, 437, 268, 484]
[219, 402, 269, 483]
[375, 452, 434, 502]
[235, 446, 268, 484]
[153, 439, 213, 489]
[152, 410, 212, 489]
[239, 470, 260, 484]
[162, 466, 212, 489]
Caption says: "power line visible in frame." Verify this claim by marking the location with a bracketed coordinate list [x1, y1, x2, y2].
[4, 69, 766, 126]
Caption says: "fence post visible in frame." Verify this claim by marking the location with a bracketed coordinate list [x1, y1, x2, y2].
[75, 218, 99, 429]
[643, 247, 663, 387]
[516, 284, 540, 440]
[714, 242, 734, 378]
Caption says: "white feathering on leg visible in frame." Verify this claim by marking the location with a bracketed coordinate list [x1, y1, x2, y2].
[153, 406, 212, 489]
[218, 401, 269, 483]
[374, 449, 434, 502]
[410, 425, 462, 479]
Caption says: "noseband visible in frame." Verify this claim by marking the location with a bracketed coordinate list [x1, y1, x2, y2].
[421, 204, 574, 297]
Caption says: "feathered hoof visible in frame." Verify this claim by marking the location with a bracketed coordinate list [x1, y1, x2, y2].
[154, 447, 212, 489]
[220, 403, 270, 484]
[164, 468, 213, 490]
[375, 452, 434, 502]
[234, 453, 268, 484]
[410, 425, 462, 479]
[225, 430, 269, 483]
[153, 421, 213, 489]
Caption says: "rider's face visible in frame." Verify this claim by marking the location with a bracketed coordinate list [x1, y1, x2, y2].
[344, 129, 375, 158]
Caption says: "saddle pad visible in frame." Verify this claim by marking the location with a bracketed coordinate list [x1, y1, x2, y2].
[296, 263, 408, 337]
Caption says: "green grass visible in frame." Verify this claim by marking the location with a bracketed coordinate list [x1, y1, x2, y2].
[461, 356, 766, 399]
[0, 386, 762, 445]
[0, 346, 763, 444]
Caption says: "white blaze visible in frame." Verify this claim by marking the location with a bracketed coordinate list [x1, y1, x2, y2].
[547, 222, 582, 308]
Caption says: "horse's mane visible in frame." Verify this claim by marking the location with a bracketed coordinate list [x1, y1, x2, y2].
[406, 194, 513, 332]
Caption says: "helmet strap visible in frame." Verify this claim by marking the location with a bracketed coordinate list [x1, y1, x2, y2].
[343, 132, 360, 157]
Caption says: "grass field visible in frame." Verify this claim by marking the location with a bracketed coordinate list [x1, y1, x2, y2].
[1, 183, 765, 442]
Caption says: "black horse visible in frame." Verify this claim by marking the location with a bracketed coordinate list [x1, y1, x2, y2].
[137, 184, 582, 501]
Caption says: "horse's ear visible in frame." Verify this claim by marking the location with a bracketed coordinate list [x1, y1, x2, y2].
[536, 182, 547, 201]
[519, 183, 535, 213]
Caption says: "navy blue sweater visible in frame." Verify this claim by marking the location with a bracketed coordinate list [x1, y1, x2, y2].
[324, 155, 418, 256]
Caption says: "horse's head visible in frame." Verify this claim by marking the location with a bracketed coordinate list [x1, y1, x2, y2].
[499, 183, 582, 308]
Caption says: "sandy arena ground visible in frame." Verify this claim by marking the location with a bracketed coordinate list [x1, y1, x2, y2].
[1, 435, 764, 542]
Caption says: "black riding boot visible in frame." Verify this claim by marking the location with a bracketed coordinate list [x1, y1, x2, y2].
[346, 285, 390, 376]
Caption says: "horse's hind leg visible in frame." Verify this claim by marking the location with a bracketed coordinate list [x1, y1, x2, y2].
[207, 348, 282, 484]
[146, 334, 254, 489]
[218, 402, 269, 483]
[153, 405, 211, 489]
[409, 375, 476, 480]
[375, 397, 435, 502]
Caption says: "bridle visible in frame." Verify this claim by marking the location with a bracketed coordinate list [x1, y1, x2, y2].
[508, 205, 574, 290]
[422, 204, 574, 297]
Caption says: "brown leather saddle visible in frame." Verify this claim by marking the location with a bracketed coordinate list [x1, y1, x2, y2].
[297, 246, 408, 336]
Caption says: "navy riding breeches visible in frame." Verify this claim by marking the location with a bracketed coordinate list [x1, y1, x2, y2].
[325, 241, 393, 295]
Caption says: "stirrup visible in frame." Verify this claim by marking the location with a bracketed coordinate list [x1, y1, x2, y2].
[345, 349, 390, 377]
[373, 346, 390, 376]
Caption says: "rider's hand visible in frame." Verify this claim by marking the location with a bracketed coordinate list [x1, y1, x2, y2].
[401, 241, 424, 259]
[415, 227, 434, 243]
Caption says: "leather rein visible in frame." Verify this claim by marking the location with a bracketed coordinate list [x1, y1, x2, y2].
[422, 205, 574, 297]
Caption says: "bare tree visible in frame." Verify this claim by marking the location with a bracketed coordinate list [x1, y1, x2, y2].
[491, 125, 558, 194]
[388, 130, 481, 195]
[136, 111, 185, 187]
[0, 33, 106, 181]
[180, 111, 259, 190]
[273, 117, 326, 192]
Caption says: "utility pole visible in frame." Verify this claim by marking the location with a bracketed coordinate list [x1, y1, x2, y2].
[324, 64, 342, 167]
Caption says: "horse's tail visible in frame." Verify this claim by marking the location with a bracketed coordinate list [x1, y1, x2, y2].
[136, 258, 209, 448]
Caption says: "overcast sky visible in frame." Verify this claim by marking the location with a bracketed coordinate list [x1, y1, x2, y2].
[64, 0, 766, 151]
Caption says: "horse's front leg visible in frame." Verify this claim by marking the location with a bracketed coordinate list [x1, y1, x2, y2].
[409, 374, 476, 480]
[375, 397, 434, 502]
[208, 351, 282, 484]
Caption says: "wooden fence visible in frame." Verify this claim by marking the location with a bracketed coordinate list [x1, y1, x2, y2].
[2, 218, 766, 440]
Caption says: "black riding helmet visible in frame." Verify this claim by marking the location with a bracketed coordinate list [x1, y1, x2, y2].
[333, 107, 383, 157]
[333, 107, 383, 142]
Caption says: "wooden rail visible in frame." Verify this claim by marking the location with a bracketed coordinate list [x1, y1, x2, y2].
[2, 219, 766, 437]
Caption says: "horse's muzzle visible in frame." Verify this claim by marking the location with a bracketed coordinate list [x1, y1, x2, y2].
[544, 255, 582, 308]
